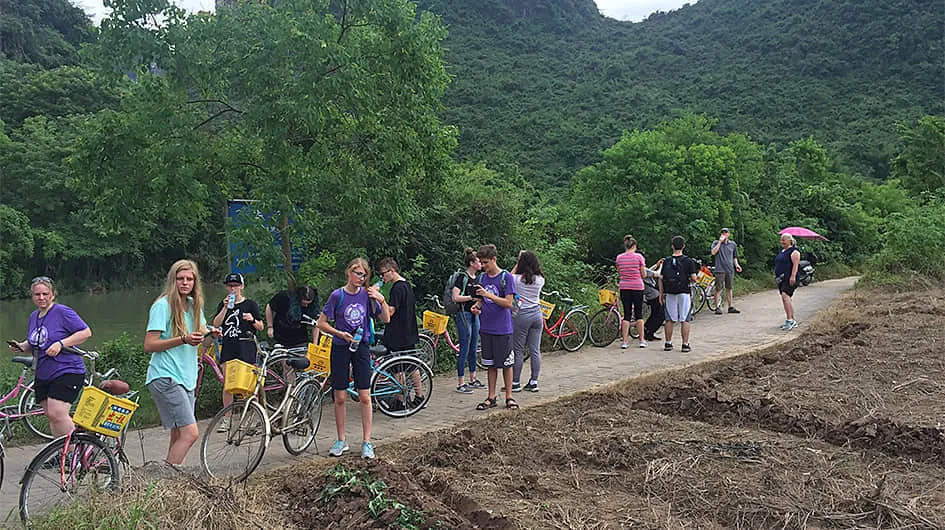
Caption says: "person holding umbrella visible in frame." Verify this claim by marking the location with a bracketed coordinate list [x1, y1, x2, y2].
[774, 234, 801, 330]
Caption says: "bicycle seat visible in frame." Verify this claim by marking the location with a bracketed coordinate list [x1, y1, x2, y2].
[370, 344, 389, 358]
[12, 356, 33, 367]
[284, 357, 310, 371]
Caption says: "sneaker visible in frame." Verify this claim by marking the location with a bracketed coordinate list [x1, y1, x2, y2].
[620, 342, 629, 349]
[681, 344, 691, 353]
[456, 384, 474, 394]
[728, 307, 741, 314]
[328, 440, 350, 457]
[714, 308, 723, 315]
[361, 441, 376, 460]
[785, 319, 797, 330]
[664, 342, 673, 351]
[216, 417, 230, 433]
[468, 379, 485, 389]
[511, 382, 521, 393]
[779, 320, 791, 330]
[639, 340, 647, 348]
[387, 399, 406, 411]
[523, 382, 539, 392]
[411, 395, 427, 409]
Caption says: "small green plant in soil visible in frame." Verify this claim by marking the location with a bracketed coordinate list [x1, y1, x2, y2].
[321, 464, 424, 529]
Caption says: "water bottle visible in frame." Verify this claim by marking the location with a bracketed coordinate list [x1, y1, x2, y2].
[227, 293, 236, 310]
[348, 326, 364, 352]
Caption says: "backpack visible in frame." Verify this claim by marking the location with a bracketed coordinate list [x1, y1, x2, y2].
[442, 270, 467, 315]
[661, 256, 688, 293]
[476, 271, 520, 315]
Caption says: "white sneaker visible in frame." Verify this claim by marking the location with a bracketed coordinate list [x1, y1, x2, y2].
[779, 320, 791, 330]
[620, 342, 629, 349]
[639, 340, 647, 348]
[785, 319, 798, 330]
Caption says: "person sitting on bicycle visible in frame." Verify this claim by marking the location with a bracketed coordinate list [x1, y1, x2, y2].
[211, 272, 263, 431]
[376, 257, 425, 411]
[510, 250, 545, 393]
[9, 276, 92, 438]
[453, 247, 484, 393]
[316, 258, 391, 460]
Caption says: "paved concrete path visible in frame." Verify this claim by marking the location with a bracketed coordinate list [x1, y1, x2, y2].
[0, 277, 857, 518]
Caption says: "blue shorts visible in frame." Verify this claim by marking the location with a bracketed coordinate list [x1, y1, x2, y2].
[330, 342, 372, 391]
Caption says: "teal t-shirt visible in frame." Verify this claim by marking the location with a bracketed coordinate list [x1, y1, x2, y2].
[145, 296, 205, 391]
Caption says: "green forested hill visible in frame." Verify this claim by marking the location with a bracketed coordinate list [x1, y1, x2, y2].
[418, 0, 944, 186]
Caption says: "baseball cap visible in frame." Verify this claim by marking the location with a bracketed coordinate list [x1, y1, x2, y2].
[720, 228, 730, 234]
[224, 272, 244, 285]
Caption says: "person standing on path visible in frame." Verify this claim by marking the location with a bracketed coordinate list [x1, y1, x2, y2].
[473, 244, 519, 410]
[452, 248, 484, 393]
[144, 259, 212, 467]
[211, 272, 263, 429]
[9, 277, 92, 437]
[377, 257, 425, 410]
[659, 236, 699, 353]
[317, 258, 391, 459]
[510, 250, 545, 392]
[616, 235, 648, 348]
[265, 286, 319, 347]
[642, 257, 664, 342]
[775, 234, 801, 330]
[710, 228, 742, 314]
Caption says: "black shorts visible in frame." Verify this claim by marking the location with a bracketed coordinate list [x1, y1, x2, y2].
[330, 343, 372, 391]
[778, 277, 797, 297]
[33, 372, 84, 403]
[620, 289, 645, 321]
[220, 341, 258, 364]
[480, 333, 514, 368]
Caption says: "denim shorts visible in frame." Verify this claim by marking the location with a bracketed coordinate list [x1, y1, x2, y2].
[330, 343, 372, 391]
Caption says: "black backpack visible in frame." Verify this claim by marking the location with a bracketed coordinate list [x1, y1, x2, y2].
[442, 270, 467, 315]
[661, 256, 688, 293]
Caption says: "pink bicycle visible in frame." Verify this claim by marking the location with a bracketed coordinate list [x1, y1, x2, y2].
[194, 339, 294, 410]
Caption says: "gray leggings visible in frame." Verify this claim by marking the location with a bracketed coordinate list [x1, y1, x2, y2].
[512, 306, 542, 384]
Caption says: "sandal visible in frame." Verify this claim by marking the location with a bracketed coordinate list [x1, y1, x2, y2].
[476, 397, 497, 410]
[505, 398, 519, 410]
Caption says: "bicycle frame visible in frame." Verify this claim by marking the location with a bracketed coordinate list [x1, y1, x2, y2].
[542, 300, 589, 340]
[0, 368, 44, 428]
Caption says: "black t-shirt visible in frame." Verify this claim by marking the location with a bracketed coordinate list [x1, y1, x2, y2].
[383, 279, 418, 351]
[214, 299, 262, 357]
[268, 290, 319, 347]
[453, 271, 476, 312]
[659, 255, 699, 294]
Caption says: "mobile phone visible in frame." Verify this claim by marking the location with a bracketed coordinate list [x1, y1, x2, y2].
[8, 340, 24, 352]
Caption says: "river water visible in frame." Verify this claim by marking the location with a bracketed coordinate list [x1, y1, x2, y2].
[0, 285, 227, 348]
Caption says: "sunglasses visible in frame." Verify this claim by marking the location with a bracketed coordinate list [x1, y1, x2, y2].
[31, 276, 53, 286]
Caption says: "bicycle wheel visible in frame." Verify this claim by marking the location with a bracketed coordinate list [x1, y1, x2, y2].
[18, 386, 53, 440]
[262, 354, 297, 412]
[588, 308, 620, 347]
[19, 432, 119, 522]
[372, 356, 433, 418]
[281, 380, 321, 456]
[201, 400, 268, 483]
[417, 333, 437, 368]
[690, 284, 707, 315]
[705, 283, 720, 312]
[559, 311, 589, 352]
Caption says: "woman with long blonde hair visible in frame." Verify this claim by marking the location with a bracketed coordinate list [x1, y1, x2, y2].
[144, 259, 211, 469]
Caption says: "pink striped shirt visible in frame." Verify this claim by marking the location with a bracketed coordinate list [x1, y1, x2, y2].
[616, 251, 646, 290]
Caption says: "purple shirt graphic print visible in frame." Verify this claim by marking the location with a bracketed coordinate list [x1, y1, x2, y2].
[27, 304, 88, 381]
[478, 270, 517, 335]
[322, 287, 380, 346]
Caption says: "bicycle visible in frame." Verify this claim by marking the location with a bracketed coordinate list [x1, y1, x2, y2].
[199, 348, 321, 483]
[539, 291, 589, 352]
[18, 346, 137, 523]
[196, 336, 296, 412]
[418, 294, 482, 369]
[588, 287, 652, 347]
[10, 345, 121, 440]
[689, 264, 720, 316]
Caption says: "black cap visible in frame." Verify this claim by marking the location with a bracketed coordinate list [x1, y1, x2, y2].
[720, 228, 730, 233]
[224, 273, 244, 285]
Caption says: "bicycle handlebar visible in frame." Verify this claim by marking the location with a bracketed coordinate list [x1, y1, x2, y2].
[300, 314, 318, 327]
[61, 345, 99, 361]
[424, 294, 445, 310]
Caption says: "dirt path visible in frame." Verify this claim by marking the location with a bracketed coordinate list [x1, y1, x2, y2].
[0, 277, 857, 519]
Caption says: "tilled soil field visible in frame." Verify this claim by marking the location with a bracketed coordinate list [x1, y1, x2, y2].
[263, 287, 944, 529]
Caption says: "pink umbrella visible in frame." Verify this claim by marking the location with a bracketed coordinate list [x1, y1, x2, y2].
[779, 227, 829, 241]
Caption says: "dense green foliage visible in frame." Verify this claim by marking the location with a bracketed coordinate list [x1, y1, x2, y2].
[418, 0, 944, 186]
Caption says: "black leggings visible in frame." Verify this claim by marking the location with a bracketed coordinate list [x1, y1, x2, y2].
[620, 289, 645, 322]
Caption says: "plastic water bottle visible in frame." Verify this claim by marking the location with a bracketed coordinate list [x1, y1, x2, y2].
[348, 326, 364, 352]
[372, 280, 384, 290]
[227, 293, 236, 310]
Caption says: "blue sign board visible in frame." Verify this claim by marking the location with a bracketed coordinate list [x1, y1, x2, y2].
[226, 199, 303, 275]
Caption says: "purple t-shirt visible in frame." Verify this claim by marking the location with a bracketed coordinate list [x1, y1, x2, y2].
[27, 304, 88, 381]
[321, 287, 380, 346]
[478, 270, 517, 335]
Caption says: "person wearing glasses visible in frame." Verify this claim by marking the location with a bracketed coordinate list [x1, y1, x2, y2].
[316, 258, 391, 459]
[376, 257, 424, 411]
[8, 276, 91, 437]
[265, 285, 319, 347]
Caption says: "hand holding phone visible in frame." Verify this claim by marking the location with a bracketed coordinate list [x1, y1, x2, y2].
[8, 340, 24, 353]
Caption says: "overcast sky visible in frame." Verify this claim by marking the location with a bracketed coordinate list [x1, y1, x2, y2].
[75, 1, 697, 25]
